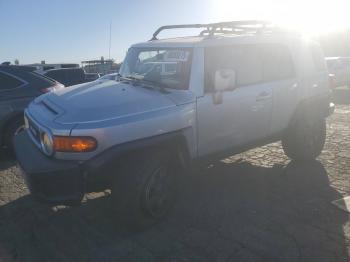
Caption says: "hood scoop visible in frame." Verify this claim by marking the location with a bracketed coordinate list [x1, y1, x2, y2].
[45, 81, 177, 124]
[41, 100, 58, 115]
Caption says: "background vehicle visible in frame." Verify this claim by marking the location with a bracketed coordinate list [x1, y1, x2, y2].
[25, 63, 79, 75]
[326, 57, 350, 88]
[15, 21, 334, 229]
[0, 65, 63, 149]
[98, 72, 120, 81]
[44, 68, 86, 86]
[85, 73, 100, 82]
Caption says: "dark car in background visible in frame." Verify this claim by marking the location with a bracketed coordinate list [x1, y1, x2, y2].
[44, 68, 86, 86]
[44, 68, 100, 86]
[0, 65, 63, 149]
[84, 73, 100, 82]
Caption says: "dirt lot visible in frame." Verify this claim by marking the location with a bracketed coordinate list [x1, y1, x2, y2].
[0, 89, 350, 262]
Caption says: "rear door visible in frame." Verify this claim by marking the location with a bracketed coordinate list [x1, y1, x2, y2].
[261, 44, 298, 134]
[309, 44, 329, 96]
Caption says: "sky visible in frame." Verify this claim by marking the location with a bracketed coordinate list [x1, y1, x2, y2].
[1, 0, 350, 64]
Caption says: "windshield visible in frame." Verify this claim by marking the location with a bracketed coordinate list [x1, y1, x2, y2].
[119, 47, 193, 90]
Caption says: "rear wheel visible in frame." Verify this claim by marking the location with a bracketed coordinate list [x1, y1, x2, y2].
[282, 117, 326, 161]
[111, 150, 178, 229]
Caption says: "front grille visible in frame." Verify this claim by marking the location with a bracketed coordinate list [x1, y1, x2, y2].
[27, 118, 41, 144]
[24, 112, 42, 150]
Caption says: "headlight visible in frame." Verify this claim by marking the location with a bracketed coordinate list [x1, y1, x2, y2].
[41, 132, 54, 156]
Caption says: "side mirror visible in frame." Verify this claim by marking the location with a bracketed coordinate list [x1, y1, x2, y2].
[214, 69, 236, 92]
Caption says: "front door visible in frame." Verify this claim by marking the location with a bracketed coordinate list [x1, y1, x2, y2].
[197, 44, 273, 157]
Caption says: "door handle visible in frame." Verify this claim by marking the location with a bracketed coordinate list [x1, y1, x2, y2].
[256, 91, 271, 101]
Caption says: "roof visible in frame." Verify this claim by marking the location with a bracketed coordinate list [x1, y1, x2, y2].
[44, 67, 84, 72]
[26, 63, 79, 66]
[81, 59, 114, 64]
[0, 65, 36, 72]
[325, 57, 350, 60]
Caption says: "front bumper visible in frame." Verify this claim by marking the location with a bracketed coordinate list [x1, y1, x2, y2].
[14, 131, 85, 205]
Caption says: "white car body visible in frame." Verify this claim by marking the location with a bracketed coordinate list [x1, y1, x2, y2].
[25, 32, 330, 161]
[15, 22, 333, 209]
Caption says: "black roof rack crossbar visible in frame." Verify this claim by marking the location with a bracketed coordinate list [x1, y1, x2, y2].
[150, 20, 273, 40]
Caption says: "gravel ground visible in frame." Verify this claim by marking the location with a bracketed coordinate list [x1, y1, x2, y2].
[0, 89, 349, 262]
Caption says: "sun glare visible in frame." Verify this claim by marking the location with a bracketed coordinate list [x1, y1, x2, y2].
[210, 0, 350, 36]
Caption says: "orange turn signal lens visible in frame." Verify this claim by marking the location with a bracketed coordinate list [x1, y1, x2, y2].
[53, 136, 97, 153]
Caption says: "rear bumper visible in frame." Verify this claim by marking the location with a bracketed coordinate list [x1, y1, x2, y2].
[14, 131, 85, 205]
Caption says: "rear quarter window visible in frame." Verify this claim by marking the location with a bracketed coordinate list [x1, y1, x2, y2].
[0, 71, 25, 90]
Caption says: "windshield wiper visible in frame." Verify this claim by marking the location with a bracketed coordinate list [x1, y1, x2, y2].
[139, 78, 170, 92]
[122, 75, 169, 93]
[119, 75, 136, 82]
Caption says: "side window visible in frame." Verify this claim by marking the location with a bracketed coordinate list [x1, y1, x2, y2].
[0, 71, 24, 91]
[205, 45, 263, 92]
[261, 44, 295, 81]
[310, 45, 326, 72]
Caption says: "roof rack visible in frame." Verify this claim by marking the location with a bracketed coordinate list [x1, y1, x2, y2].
[150, 20, 275, 40]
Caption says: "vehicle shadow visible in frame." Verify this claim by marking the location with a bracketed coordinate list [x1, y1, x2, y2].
[0, 149, 15, 171]
[0, 160, 348, 261]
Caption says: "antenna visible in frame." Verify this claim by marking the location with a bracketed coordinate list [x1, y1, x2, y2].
[108, 22, 112, 59]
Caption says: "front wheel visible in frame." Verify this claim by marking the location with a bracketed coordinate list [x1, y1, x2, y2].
[111, 150, 178, 229]
[282, 118, 327, 161]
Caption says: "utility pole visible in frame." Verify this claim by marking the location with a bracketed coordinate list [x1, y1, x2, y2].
[108, 22, 112, 60]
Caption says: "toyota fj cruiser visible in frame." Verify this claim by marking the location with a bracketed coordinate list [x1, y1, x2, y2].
[14, 21, 335, 228]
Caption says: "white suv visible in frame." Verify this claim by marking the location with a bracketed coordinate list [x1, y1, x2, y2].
[14, 21, 334, 228]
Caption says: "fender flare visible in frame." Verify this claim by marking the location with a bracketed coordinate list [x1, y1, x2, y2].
[84, 129, 192, 173]
[288, 95, 330, 127]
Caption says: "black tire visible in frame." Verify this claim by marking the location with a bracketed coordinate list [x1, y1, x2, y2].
[111, 150, 178, 230]
[4, 117, 25, 151]
[282, 117, 326, 161]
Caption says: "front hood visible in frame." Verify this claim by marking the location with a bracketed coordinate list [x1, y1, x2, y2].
[45, 80, 183, 124]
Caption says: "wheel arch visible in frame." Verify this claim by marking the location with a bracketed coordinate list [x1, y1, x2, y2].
[0, 111, 24, 146]
[288, 95, 330, 128]
[84, 129, 193, 176]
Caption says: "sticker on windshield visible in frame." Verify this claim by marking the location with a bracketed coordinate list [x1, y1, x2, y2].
[164, 50, 189, 62]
